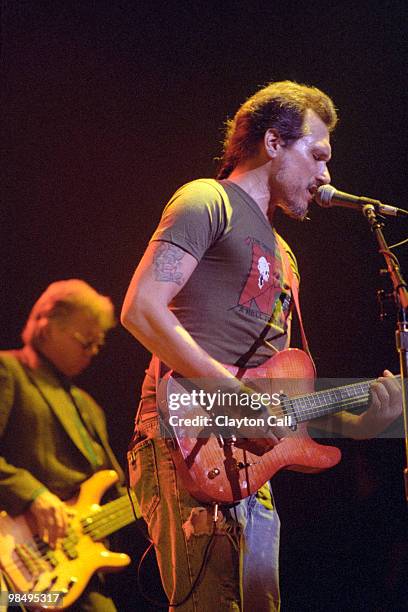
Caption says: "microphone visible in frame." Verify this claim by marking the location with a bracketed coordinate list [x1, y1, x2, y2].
[315, 185, 408, 217]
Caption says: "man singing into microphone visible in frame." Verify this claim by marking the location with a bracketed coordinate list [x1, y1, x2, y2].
[122, 81, 402, 611]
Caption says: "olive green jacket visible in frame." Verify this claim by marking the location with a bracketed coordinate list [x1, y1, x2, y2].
[0, 350, 124, 516]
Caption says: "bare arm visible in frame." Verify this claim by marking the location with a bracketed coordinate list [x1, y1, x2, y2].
[122, 241, 280, 450]
[121, 241, 235, 381]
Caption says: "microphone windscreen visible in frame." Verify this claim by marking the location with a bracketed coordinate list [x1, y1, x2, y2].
[315, 185, 335, 207]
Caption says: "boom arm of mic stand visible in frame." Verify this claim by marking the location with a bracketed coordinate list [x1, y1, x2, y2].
[363, 204, 408, 504]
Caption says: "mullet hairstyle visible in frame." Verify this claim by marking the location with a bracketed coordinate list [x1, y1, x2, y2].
[217, 80, 338, 179]
[22, 279, 116, 345]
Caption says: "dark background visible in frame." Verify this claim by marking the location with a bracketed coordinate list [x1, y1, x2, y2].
[2, 1, 407, 610]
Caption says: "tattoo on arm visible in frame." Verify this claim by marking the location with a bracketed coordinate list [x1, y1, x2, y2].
[153, 242, 185, 285]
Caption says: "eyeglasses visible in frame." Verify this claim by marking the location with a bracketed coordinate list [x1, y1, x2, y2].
[71, 331, 105, 353]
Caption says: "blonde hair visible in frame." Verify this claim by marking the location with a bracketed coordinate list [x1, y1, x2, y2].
[22, 279, 116, 345]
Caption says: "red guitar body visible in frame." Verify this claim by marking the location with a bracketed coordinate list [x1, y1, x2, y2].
[158, 348, 341, 504]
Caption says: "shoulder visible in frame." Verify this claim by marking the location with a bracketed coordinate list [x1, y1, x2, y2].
[174, 178, 225, 196]
[0, 350, 23, 375]
[0, 352, 21, 412]
[165, 179, 227, 214]
[150, 179, 230, 258]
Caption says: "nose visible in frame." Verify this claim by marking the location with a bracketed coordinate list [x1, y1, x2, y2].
[318, 164, 331, 185]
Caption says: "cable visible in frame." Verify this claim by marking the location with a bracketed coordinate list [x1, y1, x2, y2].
[389, 236, 408, 250]
[126, 472, 221, 608]
[136, 522, 218, 608]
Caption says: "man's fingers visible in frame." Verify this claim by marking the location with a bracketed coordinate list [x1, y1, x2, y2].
[382, 370, 402, 393]
[49, 504, 70, 547]
[370, 372, 402, 421]
[30, 491, 70, 548]
[369, 381, 388, 410]
[378, 374, 401, 407]
[35, 518, 46, 542]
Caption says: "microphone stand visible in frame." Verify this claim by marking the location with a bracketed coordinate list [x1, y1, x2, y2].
[363, 204, 408, 503]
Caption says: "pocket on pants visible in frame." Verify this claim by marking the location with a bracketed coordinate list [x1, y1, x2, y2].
[127, 438, 160, 522]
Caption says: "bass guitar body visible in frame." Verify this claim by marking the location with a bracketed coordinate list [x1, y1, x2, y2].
[0, 470, 134, 609]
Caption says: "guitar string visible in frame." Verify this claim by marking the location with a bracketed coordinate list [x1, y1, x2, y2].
[280, 384, 371, 421]
[290, 373, 403, 412]
[293, 384, 370, 407]
[282, 381, 370, 404]
[1, 499, 134, 574]
[286, 396, 369, 423]
[277, 373, 401, 407]
[2, 515, 131, 576]
[295, 399, 369, 427]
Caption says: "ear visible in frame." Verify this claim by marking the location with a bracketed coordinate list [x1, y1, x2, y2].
[264, 128, 283, 159]
[37, 315, 52, 342]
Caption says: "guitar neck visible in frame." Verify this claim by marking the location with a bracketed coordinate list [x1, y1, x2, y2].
[82, 493, 137, 540]
[289, 379, 373, 424]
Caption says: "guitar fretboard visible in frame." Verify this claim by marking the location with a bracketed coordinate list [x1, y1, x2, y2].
[81, 493, 138, 540]
[285, 380, 372, 423]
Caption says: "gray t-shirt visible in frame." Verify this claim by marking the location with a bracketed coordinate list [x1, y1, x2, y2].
[150, 178, 298, 367]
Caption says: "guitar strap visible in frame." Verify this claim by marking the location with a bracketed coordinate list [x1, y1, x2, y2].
[275, 233, 316, 372]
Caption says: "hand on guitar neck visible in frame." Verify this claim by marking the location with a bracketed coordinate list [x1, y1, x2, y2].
[313, 369, 402, 439]
[368, 369, 402, 427]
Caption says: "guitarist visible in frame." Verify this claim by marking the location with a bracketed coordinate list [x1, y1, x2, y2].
[0, 279, 124, 611]
[121, 81, 402, 611]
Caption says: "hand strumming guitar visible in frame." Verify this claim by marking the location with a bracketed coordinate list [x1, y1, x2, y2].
[29, 490, 70, 548]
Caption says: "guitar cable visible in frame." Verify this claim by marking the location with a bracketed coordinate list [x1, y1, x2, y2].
[136, 521, 218, 608]
[127, 486, 236, 608]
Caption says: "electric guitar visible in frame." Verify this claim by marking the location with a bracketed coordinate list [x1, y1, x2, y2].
[0, 470, 138, 609]
[158, 348, 383, 504]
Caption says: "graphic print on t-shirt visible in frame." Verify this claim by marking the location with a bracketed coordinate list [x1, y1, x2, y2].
[235, 237, 287, 325]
